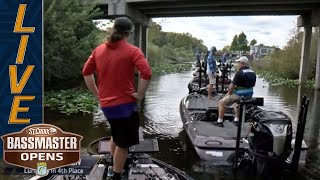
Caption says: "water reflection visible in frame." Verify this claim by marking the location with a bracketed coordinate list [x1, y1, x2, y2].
[141, 72, 191, 138]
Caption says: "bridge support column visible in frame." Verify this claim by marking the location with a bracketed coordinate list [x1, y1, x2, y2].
[141, 26, 148, 58]
[132, 23, 148, 58]
[307, 89, 320, 149]
[134, 24, 142, 48]
[316, 27, 320, 90]
[297, 14, 312, 85]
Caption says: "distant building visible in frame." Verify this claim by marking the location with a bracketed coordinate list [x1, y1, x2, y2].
[250, 45, 276, 60]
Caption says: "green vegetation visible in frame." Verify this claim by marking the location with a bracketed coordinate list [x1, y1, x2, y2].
[44, 0, 103, 90]
[45, 89, 98, 115]
[230, 32, 251, 51]
[256, 70, 315, 88]
[147, 22, 207, 69]
[250, 39, 257, 46]
[252, 27, 319, 87]
[151, 63, 192, 74]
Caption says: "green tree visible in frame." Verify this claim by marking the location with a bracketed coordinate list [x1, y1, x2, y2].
[147, 22, 207, 65]
[222, 45, 230, 51]
[250, 39, 257, 46]
[230, 35, 238, 51]
[238, 32, 249, 51]
[148, 22, 166, 47]
[44, 0, 102, 88]
[258, 28, 318, 80]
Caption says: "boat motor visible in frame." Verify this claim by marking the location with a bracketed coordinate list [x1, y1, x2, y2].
[248, 110, 293, 174]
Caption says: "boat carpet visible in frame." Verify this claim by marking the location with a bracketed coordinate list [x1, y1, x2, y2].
[192, 121, 250, 140]
[187, 94, 221, 110]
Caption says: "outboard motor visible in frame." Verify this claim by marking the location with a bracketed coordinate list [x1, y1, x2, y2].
[248, 110, 292, 175]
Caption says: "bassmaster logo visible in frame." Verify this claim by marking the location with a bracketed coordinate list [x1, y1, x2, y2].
[1, 124, 83, 176]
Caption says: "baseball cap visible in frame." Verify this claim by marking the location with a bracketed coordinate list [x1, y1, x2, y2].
[114, 17, 133, 33]
[210, 46, 217, 51]
[235, 56, 249, 63]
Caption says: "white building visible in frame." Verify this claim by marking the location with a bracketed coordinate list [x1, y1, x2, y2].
[250, 45, 276, 60]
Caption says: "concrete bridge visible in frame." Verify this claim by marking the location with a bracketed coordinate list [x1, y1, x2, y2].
[83, 0, 320, 89]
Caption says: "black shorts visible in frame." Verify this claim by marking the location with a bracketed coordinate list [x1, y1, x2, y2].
[108, 112, 140, 148]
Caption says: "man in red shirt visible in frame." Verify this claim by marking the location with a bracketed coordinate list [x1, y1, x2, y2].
[82, 17, 152, 180]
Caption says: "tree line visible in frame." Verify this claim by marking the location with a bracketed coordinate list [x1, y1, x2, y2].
[147, 22, 207, 67]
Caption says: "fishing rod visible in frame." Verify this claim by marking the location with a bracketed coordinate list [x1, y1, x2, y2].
[221, 61, 225, 93]
[198, 62, 202, 93]
[217, 58, 230, 94]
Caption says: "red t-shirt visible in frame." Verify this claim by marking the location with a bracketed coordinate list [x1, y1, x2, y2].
[82, 39, 152, 107]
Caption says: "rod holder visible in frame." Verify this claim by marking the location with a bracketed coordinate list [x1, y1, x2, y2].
[291, 94, 309, 172]
[234, 98, 245, 170]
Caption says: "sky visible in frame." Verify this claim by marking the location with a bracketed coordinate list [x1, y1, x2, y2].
[152, 16, 298, 50]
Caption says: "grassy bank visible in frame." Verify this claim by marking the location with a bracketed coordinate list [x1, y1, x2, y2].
[256, 70, 315, 88]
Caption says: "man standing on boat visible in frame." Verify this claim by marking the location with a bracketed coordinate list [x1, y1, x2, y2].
[82, 17, 152, 180]
[206, 46, 217, 99]
[221, 52, 227, 64]
[196, 50, 201, 66]
[214, 56, 256, 127]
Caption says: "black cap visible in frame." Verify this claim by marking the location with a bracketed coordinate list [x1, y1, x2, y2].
[210, 46, 217, 51]
[114, 17, 133, 33]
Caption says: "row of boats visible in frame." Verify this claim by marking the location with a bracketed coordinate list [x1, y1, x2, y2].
[28, 61, 309, 180]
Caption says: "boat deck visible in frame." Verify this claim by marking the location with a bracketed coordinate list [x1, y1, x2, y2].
[187, 94, 222, 109]
[187, 94, 234, 118]
[183, 93, 249, 149]
[193, 121, 250, 140]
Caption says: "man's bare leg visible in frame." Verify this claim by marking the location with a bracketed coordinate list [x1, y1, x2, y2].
[218, 101, 226, 121]
[113, 146, 129, 178]
[213, 101, 225, 127]
[110, 137, 116, 156]
[233, 106, 240, 124]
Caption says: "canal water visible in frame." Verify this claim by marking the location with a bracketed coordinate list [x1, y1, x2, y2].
[44, 70, 320, 180]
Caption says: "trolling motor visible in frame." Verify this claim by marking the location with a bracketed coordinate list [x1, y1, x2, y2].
[234, 95, 310, 176]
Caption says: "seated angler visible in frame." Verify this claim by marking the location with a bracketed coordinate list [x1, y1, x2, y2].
[214, 56, 256, 127]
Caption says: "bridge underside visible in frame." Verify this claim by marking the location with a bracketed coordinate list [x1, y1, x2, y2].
[128, 0, 319, 17]
[93, 0, 320, 18]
